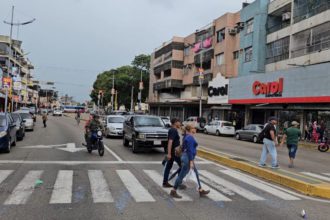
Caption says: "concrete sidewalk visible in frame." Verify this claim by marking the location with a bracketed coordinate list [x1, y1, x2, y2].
[197, 146, 330, 199]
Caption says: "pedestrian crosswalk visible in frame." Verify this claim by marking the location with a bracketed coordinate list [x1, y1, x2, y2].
[300, 172, 330, 182]
[0, 168, 302, 205]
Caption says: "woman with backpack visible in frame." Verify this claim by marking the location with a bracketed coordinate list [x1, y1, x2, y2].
[170, 124, 210, 199]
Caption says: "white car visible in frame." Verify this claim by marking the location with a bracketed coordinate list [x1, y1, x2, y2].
[105, 115, 125, 137]
[17, 112, 34, 131]
[53, 109, 63, 116]
[204, 120, 235, 136]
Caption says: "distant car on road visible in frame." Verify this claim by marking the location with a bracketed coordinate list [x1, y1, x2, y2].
[53, 108, 63, 116]
[235, 124, 264, 143]
[16, 111, 34, 131]
[204, 120, 235, 136]
[105, 115, 125, 137]
[182, 116, 206, 131]
[123, 115, 168, 153]
[11, 112, 25, 141]
[0, 113, 17, 153]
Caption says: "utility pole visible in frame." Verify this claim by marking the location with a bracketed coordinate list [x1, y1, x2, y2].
[138, 69, 143, 111]
[111, 71, 115, 112]
[199, 52, 204, 118]
[130, 86, 134, 113]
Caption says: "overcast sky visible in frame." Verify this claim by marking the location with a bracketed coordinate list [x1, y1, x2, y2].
[0, 0, 248, 102]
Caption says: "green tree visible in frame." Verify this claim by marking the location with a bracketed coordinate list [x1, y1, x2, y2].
[90, 54, 150, 110]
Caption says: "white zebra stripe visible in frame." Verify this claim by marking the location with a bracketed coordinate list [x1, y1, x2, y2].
[49, 170, 73, 204]
[0, 170, 13, 185]
[4, 170, 43, 205]
[199, 170, 264, 201]
[200, 180, 232, 201]
[143, 170, 193, 202]
[88, 170, 114, 203]
[221, 170, 300, 200]
[323, 173, 330, 177]
[117, 170, 155, 202]
[301, 172, 330, 182]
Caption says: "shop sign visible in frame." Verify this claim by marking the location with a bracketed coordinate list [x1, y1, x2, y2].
[252, 78, 284, 97]
[13, 81, 22, 90]
[2, 77, 12, 89]
[208, 73, 229, 104]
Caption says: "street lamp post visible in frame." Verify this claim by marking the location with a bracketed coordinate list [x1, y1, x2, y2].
[111, 71, 115, 112]
[138, 69, 143, 111]
[199, 52, 204, 118]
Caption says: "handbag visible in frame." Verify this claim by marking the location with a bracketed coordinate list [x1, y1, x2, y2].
[174, 145, 182, 157]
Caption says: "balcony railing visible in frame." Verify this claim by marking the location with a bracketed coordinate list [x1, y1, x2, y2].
[293, 0, 330, 24]
[153, 79, 184, 91]
[193, 72, 213, 85]
[267, 20, 291, 34]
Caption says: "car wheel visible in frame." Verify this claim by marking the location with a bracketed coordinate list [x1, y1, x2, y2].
[123, 134, 129, 147]
[204, 129, 208, 134]
[236, 133, 240, 140]
[253, 136, 258, 143]
[5, 139, 11, 153]
[132, 137, 139, 153]
[216, 130, 221, 136]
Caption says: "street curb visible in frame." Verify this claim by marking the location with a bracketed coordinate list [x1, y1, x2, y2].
[197, 147, 330, 199]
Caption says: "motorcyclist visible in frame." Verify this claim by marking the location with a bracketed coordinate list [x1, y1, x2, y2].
[85, 114, 103, 148]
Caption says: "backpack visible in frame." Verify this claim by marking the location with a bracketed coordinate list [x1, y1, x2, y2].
[258, 124, 269, 141]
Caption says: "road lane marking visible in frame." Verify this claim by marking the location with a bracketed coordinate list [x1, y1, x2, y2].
[301, 172, 330, 182]
[0, 170, 13, 184]
[199, 175, 235, 196]
[4, 170, 43, 205]
[199, 170, 264, 201]
[104, 144, 123, 161]
[117, 170, 155, 202]
[200, 181, 232, 201]
[50, 170, 73, 204]
[323, 173, 330, 177]
[221, 170, 300, 200]
[143, 170, 193, 202]
[88, 170, 114, 203]
[0, 160, 212, 165]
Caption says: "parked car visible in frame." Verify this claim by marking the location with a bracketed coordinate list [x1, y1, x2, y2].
[53, 108, 63, 116]
[11, 112, 25, 141]
[160, 116, 171, 128]
[182, 116, 206, 131]
[105, 115, 125, 137]
[17, 111, 34, 131]
[123, 115, 168, 153]
[235, 124, 264, 143]
[204, 120, 236, 136]
[0, 113, 17, 153]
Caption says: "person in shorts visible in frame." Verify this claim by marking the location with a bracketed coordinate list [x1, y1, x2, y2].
[280, 121, 301, 168]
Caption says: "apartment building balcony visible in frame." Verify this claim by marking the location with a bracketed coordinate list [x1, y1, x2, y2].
[293, 0, 330, 24]
[153, 79, 184, 91]
[192, 70, 213, 86]
[267, 2, 292, 34]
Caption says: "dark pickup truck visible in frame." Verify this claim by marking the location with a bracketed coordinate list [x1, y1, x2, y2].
[122, 115, 168, 153]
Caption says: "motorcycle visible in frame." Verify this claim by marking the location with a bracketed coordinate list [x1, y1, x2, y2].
[86, 129, 105, 156]
[318, 138, 329, 152]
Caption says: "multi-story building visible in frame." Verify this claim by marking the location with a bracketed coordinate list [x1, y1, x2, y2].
[229, 0, 330, 133]
[0, 35, 35, 110]
[149, 11, 241, 124]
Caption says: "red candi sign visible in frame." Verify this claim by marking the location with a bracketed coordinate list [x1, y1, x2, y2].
[252, 78, 284, 97]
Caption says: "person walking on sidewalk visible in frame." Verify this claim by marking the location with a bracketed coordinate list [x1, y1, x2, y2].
[170, 124, 210, 199]
[163, 118, 182, 188]
[280, 121, 301, 168]
[259, 116, 279, 169]
[42, 113, 48, 128]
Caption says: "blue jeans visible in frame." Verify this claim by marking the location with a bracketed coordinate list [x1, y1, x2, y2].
[287, 144, 298, 159]
[259, 138, 278, 167]
[163, 155, 181, 184]
[173, 153, 202, 190]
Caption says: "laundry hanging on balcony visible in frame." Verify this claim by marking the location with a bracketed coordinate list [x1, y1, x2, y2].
[193, 42, 201, 53]
[202, 37, 212, 48]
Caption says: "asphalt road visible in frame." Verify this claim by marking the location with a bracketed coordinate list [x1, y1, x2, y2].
[0, 115, 329, 220]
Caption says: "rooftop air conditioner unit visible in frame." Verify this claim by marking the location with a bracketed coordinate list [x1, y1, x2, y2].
[282, 12, 291, 21]
[228, 28, 237, 35]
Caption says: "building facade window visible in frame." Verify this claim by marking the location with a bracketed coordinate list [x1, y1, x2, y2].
[293, 0, 330, 24]
[244, 47, 253, 62]
[266, 37, 290, 64]
[184, 46, 190, 56]
[216, 53, 224, 65]
[246, 19, 254, 34]
[233, 51, 239, 60]
[216, 28, 226, 43]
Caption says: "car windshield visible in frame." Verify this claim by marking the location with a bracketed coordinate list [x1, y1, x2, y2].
[223, 122, 232, 126]
[258, 125, 264, 130]
[0, 116, 7, 127]
[108, 117, 125, 123]
[134, 117, 164, 127]
[20, 113, 32, 119]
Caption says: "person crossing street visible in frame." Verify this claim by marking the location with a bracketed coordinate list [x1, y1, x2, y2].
[280, 121, 301, 168]
[42, 113, 48, 128]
